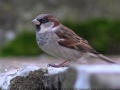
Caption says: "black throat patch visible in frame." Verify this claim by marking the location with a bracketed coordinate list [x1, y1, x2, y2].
[36, 25, 41, 32]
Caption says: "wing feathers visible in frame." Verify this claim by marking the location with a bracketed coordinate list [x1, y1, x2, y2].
[54, 26, 97, 53]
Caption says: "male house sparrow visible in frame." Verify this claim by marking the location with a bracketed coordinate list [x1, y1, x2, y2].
[32, 14, 116, 67]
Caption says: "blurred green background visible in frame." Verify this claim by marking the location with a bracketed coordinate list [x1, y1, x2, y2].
[0, 0, 120, 57]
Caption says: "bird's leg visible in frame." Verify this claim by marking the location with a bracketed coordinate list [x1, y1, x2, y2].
[48, 60, 70, 68]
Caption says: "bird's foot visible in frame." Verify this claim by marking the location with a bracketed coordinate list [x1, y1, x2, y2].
[48, 64, 69, 68]
[47, 60, 70, 68]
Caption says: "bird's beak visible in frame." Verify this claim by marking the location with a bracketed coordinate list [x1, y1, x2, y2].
[31, 19, 40, 25]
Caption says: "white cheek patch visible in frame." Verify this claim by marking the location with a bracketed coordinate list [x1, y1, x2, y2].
[39, 22, 54, 33]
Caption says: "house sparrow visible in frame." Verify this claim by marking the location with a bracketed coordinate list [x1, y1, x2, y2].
[32, 14, 116, 67]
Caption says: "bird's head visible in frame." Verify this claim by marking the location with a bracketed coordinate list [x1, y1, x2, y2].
[32, 14, 60, 32]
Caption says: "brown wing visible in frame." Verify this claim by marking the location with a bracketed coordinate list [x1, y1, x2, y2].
[54, 26, 99, 54]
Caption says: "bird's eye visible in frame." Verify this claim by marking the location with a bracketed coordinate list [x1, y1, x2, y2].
[41, 18, 48, 24]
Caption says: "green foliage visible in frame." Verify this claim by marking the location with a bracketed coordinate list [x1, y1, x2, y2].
[1, 31, 43, 57]
[1, 19, 120, 57]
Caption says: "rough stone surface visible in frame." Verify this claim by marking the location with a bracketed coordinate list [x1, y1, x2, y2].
[6, 67, 66, 90]
[1, 65, 120, 89]
[9, 69, 47, 90]
[8, 68, 66, 90]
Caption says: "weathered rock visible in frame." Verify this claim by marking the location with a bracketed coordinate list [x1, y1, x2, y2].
[0, 66, 67, 90]
[9, 69, 48, 90]
[1, 65, 120, 89]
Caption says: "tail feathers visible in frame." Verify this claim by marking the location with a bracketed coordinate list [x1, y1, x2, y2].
[97, 54, 117, 64]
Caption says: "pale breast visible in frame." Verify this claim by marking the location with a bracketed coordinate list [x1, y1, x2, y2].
[36, 32, 48, 46]
[36, 31, 86, 61]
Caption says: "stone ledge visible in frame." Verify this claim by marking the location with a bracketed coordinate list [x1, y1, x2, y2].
[0, 65, 120, 90]
[64, 65, 120, 89]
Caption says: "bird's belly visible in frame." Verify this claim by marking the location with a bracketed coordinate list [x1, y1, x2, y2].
[40, 40, 85, 61]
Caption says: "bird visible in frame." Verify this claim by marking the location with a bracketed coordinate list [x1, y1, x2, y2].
[31, 14, 116, 67]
